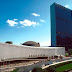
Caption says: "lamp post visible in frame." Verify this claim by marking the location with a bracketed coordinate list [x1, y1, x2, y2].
[3, 58, 5, 67]
[0, 59, 1, 72]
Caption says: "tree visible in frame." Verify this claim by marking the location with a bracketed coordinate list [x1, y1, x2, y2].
[32, 67, 42, 72]
[68, 49, 72, 55]
[46, 66, 56, 72]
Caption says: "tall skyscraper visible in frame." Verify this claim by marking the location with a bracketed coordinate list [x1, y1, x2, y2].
[50, 3, 72, 50]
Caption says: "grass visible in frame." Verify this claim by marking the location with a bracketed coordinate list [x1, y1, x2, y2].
[11, 68, 19, 72]
[56, 63, 72, 72]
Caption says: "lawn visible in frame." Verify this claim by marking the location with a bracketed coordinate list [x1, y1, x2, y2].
[56, 63, 72, 72]
[11, 68, 19, 72]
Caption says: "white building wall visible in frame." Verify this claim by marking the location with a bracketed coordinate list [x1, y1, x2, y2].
[55, 47, 65, 55]
[0, 43, 65, 60]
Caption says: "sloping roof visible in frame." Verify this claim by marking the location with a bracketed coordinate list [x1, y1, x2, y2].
[22, 41, 40, 47]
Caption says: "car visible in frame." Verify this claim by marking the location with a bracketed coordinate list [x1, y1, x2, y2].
[45, 63, 49, 66]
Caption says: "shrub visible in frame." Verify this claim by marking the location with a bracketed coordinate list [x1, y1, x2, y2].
[32, 67, 42, 72]
[46, 66, 56, 72]
[65, 54, 69, 57]
[42, 69, 48, 72]
[68, 49, 72, 55]
[11, 68, 19, 72]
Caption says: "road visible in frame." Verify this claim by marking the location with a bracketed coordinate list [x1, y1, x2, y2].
[18, 57, 72, 72]
[0, 57, 72, 72]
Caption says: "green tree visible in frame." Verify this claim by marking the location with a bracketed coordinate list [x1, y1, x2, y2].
[46, 66, 56, 72]
[32, 67, 42, 72]
[68, 49, 72, 55]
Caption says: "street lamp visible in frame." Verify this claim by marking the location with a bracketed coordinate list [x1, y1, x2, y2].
[3, 58, 5, 67]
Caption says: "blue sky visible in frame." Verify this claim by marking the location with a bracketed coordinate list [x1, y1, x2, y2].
[0, 0, 72, 46]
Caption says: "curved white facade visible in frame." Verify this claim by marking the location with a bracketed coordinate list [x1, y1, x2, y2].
[0, 43, 65, 60]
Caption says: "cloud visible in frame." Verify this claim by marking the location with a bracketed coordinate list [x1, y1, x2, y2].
[6, 19, 18, 26]
[17, 26, 24, 28]
[40, 19, 45, 22]
[20, 19, 39, 27]
[32, 13, 40, 16]
[65, 5, 69, 8]
[13, 19, 18, 21]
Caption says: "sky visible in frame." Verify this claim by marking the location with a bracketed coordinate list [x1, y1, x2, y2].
[0, 0, 72, 46]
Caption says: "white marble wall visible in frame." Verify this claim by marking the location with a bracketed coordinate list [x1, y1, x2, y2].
[0, 43, 65, 60]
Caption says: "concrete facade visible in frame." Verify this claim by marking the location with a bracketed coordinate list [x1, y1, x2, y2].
[0, 42, 65, 60]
